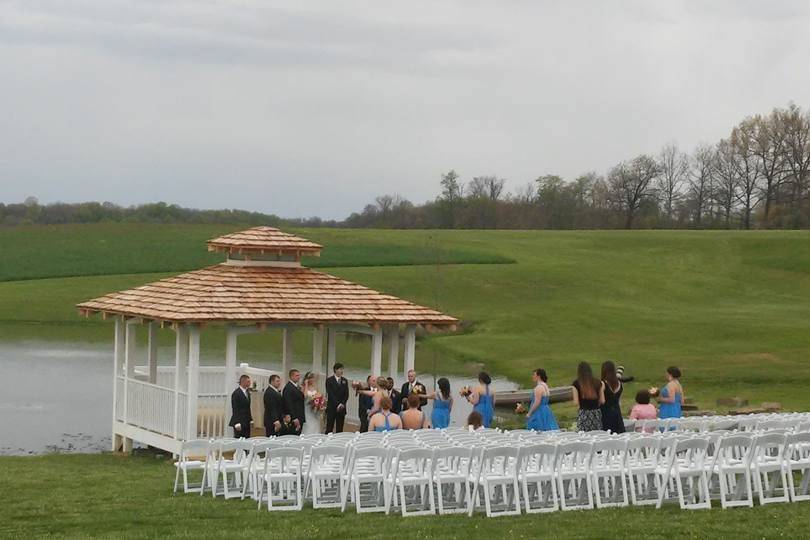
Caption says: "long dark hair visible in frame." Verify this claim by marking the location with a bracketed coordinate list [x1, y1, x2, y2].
[534, 368, 548, 383]
[437, 377, 451, 400]
[601, 361, 619, 391]
[576, 362, 599, 400]
[478, 371, 492, 386]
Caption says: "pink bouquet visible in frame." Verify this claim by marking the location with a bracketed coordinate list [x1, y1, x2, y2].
[309, 392, 327, 412]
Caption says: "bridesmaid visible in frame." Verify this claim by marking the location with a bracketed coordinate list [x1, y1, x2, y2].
[658, 366, 684, 419]
[526, 368, 558, 431]
[599, 361, 625, 433]
[466, 372, 494, 428]
[424, 377, 452, 429]
[571, 362, 605, 432]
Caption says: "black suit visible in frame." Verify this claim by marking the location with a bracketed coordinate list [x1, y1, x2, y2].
[358, 390, 372, 433]
[389, 389, 402, 414]
[229, 387, 252, 438]
[325, 375, 349, 433]
[282, 381, 305, 435]
[263, 386, 284, 437]
[400, 381, 426, 410]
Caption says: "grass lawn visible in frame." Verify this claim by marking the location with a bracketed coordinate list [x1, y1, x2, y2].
[1, 453, 809, 539]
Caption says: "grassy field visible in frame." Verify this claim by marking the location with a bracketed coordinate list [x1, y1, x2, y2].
[0, 453, 808, 539]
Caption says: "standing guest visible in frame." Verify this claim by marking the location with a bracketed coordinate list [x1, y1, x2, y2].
[572, 362, 605, 432]
[325, 363, 349, 434]
[600, 361, 625, 433]
[658, 366, 684, 419]
[369, 397, 402, 432]
[229, 374, 252, 438]
[630, 389, 658, 432]
[282, 369, 305, 435]
[423, 377, 453, 429]
[466, 372, 494, 428]
[400, 393, 430, 429]
[466, 411, 484, 431]
[400, 370, 426, 410]
[387, 377, 402, 414]
[358, 377, 388, 420]
[263, 374, 285, 437]
[357, 375, 374, 433]
[526, 369, 558, 431]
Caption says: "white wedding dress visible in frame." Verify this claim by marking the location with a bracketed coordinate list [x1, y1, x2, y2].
[302, 388, 322, 435]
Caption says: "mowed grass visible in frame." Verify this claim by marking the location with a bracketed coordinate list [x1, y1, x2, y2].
[0, 223, 512, 281]
[0, 453, 808, 539]
[1, 226, 810, 413]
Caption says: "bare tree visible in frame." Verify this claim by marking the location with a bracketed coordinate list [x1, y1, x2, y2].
[748, 112, 788, 226]
[440, 170, 463, 202]
[777, 104, 810, 218]
[713, 139, 740, 228]
[730, 122, 762, 229]
[513, 181, 537, 204]
[656, 142, 689, 222]
[468, 176, 505, 200]
[608, 155, 659, 229]
[688, 143, 716, 227]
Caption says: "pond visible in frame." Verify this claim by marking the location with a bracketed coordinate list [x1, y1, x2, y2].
[0, 341, 518, 455]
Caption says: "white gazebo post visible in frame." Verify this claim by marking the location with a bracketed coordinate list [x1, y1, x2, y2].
[186, 324, 201, 441]
[371, 325, 383, 377]
[312, 325, 324, 371]
[224, 325, 238, 435]
[147, 320, 159, 384]
[282, 328, 294, 381]
[403, 324, 416, 377]
[122, 319, 138, 452]
[386, 325, 399, 380]
[112, 316, 126, 451]
[327, 328, 337, 371]
[173, 324, 188, 439]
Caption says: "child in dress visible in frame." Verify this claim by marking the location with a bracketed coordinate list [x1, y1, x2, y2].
[629, 389, 657, 432]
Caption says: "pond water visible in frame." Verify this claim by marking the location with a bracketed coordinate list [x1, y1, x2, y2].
[0, 341, 517, 455]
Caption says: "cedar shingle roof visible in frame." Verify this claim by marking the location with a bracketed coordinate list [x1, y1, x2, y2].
[207, 227, 322, 256]
[77, 264, 457, 326]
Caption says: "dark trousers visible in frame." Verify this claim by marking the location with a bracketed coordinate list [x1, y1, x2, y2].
[326, 408, 345, 433]
[359, 413, 369, 433]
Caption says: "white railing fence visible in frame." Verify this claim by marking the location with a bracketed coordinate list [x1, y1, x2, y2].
[125, 379, 175, 437]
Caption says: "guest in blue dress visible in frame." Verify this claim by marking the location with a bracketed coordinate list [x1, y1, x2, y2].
[526, 368, 559, 431]
[658, 366, 684, 419]
[426, 377, 453, 429]
[468, 372, 494, 428]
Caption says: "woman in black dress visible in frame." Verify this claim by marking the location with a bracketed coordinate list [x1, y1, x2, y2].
[572, 362, 605, 432]
[600, 360, 625, 433]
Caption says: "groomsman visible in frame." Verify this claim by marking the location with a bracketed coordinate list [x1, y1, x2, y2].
[263, 374, 284, 437]
[387, 377, 402, 414]
[357, 375, 374, 433]
[325, 363, 349, 433]
[400, 369, 426, 410]
[282, 369, 305, 435]
[229, 374, 252, 438]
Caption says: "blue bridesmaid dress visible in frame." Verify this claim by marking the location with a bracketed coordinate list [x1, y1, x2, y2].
[432, 396, 451, 429]
[658, 385, 682, 419]
[474, 385, 494, 428]
[527, 387, 559, 431]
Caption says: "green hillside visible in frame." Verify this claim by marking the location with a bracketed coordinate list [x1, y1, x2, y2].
[2, 224, 810, 413]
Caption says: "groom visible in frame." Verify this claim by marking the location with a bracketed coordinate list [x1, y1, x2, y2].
[282, 369, 305, 435]
[325, 363, 349, 433]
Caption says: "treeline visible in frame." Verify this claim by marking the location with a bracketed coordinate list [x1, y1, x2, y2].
[346, 103, 810, 229]
[0, 200, 338, 228]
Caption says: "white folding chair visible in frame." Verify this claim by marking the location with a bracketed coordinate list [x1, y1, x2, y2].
[256, 447, 305, 511]
[751, 433, 789, 505]
[590, 439, 629, 508]
[556, 441, 594, 511]
[786, 432, 810, 502]
[386, 448, 436, 516]
[433, 446, 474, 515]
[209, 439, 253, 498]
[625, 437, 663, 506]
[657, 438, 711, 510]
[241, 440, 285, 500]
[173, 439, 211, 494]
[342, 447, 391, 513]
[708, 434, 754, 508]
[307, 445, 348, 508]
[517, 443, 558, 513]
[469, 446, 521, 517]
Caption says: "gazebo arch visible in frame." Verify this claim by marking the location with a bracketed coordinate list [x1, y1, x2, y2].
[77, 227, 457, 453]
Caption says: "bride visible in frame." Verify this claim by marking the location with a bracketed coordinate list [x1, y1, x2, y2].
[302, 372, 323, 435]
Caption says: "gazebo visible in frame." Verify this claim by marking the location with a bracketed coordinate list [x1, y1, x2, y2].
[77, 227, 457, 454]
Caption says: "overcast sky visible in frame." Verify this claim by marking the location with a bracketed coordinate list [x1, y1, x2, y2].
[2, 1, 809, 219]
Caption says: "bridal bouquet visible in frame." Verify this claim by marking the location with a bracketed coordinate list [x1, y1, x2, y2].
[515, 403, 527, 414]
[459, 386, 472, 397]
[412, 383, 426, 395]
[648, 386, 660, 398]
[308, 392, 327, 412]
